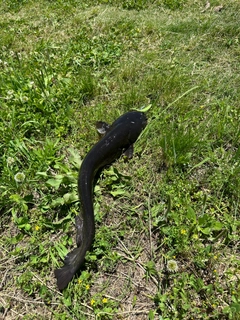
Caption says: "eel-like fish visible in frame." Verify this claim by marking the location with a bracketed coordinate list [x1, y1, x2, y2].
[54, 111, 147, 290]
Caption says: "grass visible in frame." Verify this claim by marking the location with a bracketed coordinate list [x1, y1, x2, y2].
[0, 0, 240, 319]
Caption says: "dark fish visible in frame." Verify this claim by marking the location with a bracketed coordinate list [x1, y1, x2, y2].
[54, 111, 147, 290]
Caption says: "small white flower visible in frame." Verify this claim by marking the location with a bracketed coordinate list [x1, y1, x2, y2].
[7, 90, 14, 99]
[14, 172, 25, 183]
[7, 157, 15, 166]
[21, 95, 28, 103]
[167, 259, 179, 272]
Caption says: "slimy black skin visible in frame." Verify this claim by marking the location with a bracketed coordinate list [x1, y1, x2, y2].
[54, 111, 147, 290]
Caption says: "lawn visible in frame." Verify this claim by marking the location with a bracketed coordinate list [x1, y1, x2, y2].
[0, 0, 239, 319]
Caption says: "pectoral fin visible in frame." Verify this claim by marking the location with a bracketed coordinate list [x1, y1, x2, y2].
[96, 121, 110, 136]
[124, 144, 134, 159]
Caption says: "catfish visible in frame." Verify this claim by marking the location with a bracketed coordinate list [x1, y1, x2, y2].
[55, 111, 147, 290]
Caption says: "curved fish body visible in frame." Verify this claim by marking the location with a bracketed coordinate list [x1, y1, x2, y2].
[54, 111, 147, 290]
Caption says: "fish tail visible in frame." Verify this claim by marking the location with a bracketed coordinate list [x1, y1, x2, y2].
[54, 265, 75, 291]
[54, 246, 85, 290]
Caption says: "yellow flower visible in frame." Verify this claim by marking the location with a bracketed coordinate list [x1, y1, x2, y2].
[102, 298, 108, 304]
[85, 284, 90, 290]
[181, 229, 187, 235]
[35, 225, 40, 231]
[78, 279, 82, 285]
[90, 299, 95, 306]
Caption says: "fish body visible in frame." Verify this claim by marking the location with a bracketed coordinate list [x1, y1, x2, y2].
[55, 111, 147, 290]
